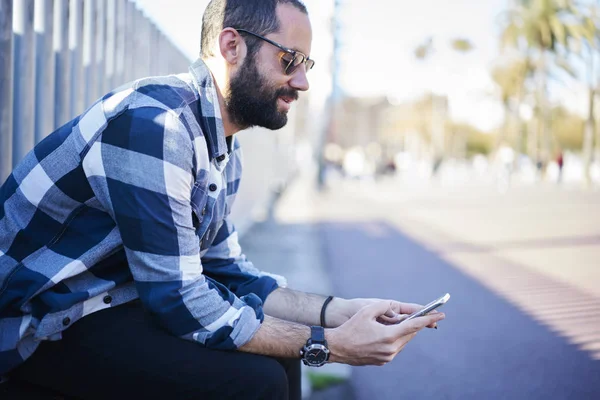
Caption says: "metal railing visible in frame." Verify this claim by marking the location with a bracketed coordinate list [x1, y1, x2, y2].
[0, 0, 190, 182]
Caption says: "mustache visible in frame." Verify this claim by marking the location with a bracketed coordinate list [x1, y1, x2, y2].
[275, 88, 299, 101]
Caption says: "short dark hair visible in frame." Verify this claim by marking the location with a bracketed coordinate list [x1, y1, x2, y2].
[200, 0, 308, 59]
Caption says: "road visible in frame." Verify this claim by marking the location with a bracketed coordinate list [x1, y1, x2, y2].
[311, 177, 600, 399]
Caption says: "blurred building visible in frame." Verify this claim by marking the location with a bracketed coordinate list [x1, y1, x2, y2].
[331, 96, 390, 149]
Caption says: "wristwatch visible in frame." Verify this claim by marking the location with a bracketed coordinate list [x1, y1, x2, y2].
[300, 326, 330, 367]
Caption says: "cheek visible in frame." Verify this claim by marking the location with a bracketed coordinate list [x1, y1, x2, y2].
[255, 53, 289, 87]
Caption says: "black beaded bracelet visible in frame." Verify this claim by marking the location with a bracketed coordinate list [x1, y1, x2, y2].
[320, 296, 334, 328]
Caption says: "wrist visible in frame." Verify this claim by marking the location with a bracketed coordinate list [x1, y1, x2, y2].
[323, 298, 352, 328]
[324, 327, 343, 364]
[301, 326, 331, 367]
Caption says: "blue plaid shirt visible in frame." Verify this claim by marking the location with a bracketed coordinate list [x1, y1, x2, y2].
[0, 59, 283, 375]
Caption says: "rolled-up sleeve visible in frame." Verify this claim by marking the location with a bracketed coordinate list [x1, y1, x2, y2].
[82, 105, 262, 349]
[201, 218, 284, 303]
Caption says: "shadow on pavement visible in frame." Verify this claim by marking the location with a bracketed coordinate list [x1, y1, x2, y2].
[319, 220, 600, 400]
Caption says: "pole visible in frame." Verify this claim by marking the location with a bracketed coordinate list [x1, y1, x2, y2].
[83, 0, 96, 106]
[12, 0, 36, 166]
[53, 0, 70, 128]
[0, 0, 13, 182]
[34, 0, 55, 143]
[69, 0, 83, 116]
[94, 0, 106, 100]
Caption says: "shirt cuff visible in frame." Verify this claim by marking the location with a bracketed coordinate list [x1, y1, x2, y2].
[234, 275, 280, 304]
[228, 299, 263, 348]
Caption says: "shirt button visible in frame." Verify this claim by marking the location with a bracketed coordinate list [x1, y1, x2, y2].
[216, 154, 226, 162]
[201, 207, 206, 215]
[103, 295, 112, 304]
[209, 183, 217, 192]
[62, 317, 71, 326]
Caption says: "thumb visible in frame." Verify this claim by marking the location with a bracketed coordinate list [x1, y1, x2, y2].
[359, 300, 394, 320]
[392, 313, 444, 335]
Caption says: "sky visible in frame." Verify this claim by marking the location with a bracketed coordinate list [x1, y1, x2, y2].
[336, 0, 509, 131]
[135, 0, 588, 133]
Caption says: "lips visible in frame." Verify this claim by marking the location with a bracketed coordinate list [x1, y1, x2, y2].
[279, 96, 294, 104]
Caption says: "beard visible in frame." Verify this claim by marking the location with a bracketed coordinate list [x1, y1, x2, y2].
[225, 55, 298, 131]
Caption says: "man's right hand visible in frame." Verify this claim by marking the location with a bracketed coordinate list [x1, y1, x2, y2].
[325, 301, 445, 366]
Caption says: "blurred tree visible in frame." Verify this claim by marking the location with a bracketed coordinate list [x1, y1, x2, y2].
[501, 0, 580, 165]
[551, 106, 585, 150]
[413, 37, 455, 169]
[450, 122, 494, 157]
[451, 38, 474, 53]
[491, 58, 532, 153]
[570, 2, 599, 185]
[414, 37, 474, 167]
[414, 37, 434, 60]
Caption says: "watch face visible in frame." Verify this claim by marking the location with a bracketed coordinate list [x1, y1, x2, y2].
[304, 344, 329, 366]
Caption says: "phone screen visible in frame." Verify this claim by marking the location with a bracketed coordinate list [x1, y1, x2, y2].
[403, 293, 450, 322]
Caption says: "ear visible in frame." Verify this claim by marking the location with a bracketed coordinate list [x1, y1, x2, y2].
[218, 28, 245, 66]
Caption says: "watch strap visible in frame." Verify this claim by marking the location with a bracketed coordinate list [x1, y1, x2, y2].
[310, 326, 326, 344]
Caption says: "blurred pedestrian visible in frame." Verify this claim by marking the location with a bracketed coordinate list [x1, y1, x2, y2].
[556, 150, 564, 183]
[0, 1, 444, 398]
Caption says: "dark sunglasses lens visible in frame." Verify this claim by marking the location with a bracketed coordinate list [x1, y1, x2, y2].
[280, 54, 293, 73]
[285, 55, 308, 75]
[292, 55, 305, 67]
[285, 59, 299, 75]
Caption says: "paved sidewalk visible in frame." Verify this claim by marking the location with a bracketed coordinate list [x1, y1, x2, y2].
[238, 171, 352, 399]
[308, 177, 600, 399]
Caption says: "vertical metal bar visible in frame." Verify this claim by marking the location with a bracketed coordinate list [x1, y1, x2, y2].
[53, 0, 69, 128]
[160, 32, 168, 75]
[147, 21, 153, 75]
[0, 0, 13, 182]
[122, 0, 130, 83]
[134, 5, 145, 78]
[150, 23, 158, 76]
[94, 0, 105, 99]
[114, 0, 125, 86]
[125, 0, 135, 82]
[12, 0, 36, 167]
[130, 3, 138, 81]
[157, 31, 163, 75]
[82, 0, 96, 106]
[68, 0, 83, 117]
[34, 0, 55, 143]
[141, 10, 150, 77]
[165, 38, 172, 75]
[164, 34, 171, 75]
[105, 0, 116, 91]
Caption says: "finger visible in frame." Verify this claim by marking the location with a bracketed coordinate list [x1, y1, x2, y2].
[392, 302, 423, 314]
[392, 313, 445, 335]
[383, 308, 397, 318]
[359, 300, 395, 320]
[393, 302, 441, 315]
[378, 313, 408, 325]
[394, 332, 417, 352]
[426, 321, 438, 329]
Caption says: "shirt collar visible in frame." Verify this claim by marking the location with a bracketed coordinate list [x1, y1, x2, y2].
[188, 58, 230, 169]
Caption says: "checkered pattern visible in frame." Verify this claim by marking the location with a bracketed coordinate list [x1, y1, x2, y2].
[0, 59, 283, 375]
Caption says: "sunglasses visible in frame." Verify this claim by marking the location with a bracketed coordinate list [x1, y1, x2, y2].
[235, 28, 315, 75]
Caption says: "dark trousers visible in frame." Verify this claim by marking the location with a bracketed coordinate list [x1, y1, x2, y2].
[10, 301, 301, 400]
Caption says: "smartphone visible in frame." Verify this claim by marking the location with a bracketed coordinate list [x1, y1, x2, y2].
[402, 293, 450, 322]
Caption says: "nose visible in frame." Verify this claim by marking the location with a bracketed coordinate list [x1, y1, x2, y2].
[289, 66, 310, 92]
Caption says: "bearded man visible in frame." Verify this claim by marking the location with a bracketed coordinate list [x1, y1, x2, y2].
[0, 1, 444, 398]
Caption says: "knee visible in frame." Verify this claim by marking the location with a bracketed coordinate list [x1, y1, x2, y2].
[240, 357, 289, 400]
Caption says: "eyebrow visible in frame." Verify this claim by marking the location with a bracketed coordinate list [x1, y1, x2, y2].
[237, 29, 311, 58]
